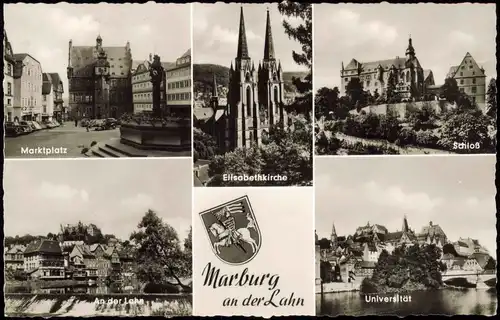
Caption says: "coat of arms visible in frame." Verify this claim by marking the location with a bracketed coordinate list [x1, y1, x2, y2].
[199, 195, 261, 265]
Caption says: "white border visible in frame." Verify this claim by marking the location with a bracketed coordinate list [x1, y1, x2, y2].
[310, 2, 317, 308]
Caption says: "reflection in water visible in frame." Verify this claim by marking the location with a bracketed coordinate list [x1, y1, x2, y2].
[317, 289, 498, 316]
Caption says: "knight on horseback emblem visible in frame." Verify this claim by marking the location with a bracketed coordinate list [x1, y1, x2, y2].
[200, 195, 261, 265]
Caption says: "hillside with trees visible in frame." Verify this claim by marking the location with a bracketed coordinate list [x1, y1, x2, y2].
[193, 63, 308, 99]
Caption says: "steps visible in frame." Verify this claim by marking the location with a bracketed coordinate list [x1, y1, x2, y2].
[85, 138, 191, 158]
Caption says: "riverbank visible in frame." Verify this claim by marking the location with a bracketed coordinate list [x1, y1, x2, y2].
[5, 293, 192, 317]
[316, 281, 361, 294]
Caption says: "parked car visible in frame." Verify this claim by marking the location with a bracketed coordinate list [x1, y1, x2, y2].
[25, 121, 40, 131]
[96, 118, 118, 130]
[80, 118, 90, 127]
[18, 121, 33, 134]
[32, 121, 43, 130]
[39, 122, 49, 129]
[93, 119, 107, 130]
[5, 122, 24, 137]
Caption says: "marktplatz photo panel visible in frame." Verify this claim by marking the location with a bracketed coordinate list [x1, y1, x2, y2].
[4, 159, 193, 317]
[314, 3, 496, 156]
[315, 155, 497, 316]
[193, 2, 313, 187]
[4, 2, 191, 159]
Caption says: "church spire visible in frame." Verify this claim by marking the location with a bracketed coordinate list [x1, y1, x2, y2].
[406, 35, 415, 57]
[402, 215, 409, 233]
[263, 7, 275, 61]
[211, 73, 218, 97]
[331, 222, 337, 236]
[236, 6, 249, 59]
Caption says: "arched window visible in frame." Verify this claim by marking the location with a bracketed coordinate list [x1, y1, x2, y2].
[245, 72, 251, 82]
[405, 71, 410, 83]
[246, 86, 252, 117]
[274, 86, 279, 103]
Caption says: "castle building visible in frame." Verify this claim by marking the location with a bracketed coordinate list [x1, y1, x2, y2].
[166, 49, 192, 117]
[67, 35, 133, 120]
[446, 52, 487, 104]
[13, 53, 43, 121]
[416, 221, 447, 249]
[3, 29, 16, 122]
[341, 37, 433, 100]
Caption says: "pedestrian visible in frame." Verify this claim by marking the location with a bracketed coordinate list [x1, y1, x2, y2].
[86, 122, 90, 132]
[75, 119, 78, 127]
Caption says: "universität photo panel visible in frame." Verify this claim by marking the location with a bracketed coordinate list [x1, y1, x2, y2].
[315, 155, 497, 316]
[4, 2, 191, 159]
[3, 159, 193, 317]
[192, 2, 313, 187]
[314, 3, 496, 156]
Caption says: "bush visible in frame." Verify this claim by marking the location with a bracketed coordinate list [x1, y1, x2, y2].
[415, 130, 439, 148]
[396, 127, 417, 146]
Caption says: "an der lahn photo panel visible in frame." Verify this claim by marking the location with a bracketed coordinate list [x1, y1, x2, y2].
[193, 188, 315, 316]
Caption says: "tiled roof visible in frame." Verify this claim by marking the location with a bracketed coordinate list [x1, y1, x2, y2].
[42, 73, 52, 94]
[24, 239, 62, 255]
[13, 53, 41, 64]
[420, 223, 446, 237]
[48, 73, 63, 89]
[386, 231, 402, 241]
[74, 244, 95, 258]
[180, 49, 191, 58]
[70, 45, 131, 78]
[452, 259, 466, 267]
[447, 66, 459, 78]
[346, 57, 407, 72]
[470, 253, 490, 269]
[6, 244, 26, 254]
[423, 69, 433, 80]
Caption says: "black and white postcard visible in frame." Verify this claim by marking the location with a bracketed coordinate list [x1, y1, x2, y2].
[314, 4, 497, 155]
[192, 2, 313, 187]
[4, 159, 193, 317]
[4, 3, 191, 158]
[315, 155, 497, 316]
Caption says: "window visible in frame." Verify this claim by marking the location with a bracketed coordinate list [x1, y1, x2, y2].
[471, 86, 477, 93]
[366, 81, 371, 87]
[345, 77, 349, 82]
[7, 82, 12, 95]
[472, 78, 476, 84]
[43, 95, 47, 101]
[461, 66, 465, 69]
[460, 72, 463, 76]
[469, 65, 473, 69]
[460, 88, 465, 93]
[460, 79, 464, 85]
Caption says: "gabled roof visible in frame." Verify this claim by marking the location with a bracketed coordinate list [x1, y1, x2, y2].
[194, 107, 214, 122]
[6, 244, 26, 254]
[470, 253, 490, 269]
[24, 240, 62, 255]
[73, 244, 95, 258]
[48, 73, 63, 90]
[423, 69, 433, 81]
[70, 44, 131, 78]
[13, 53, 41, 64]
[180, 49, 191, 58]
[360, 57, 407, 72]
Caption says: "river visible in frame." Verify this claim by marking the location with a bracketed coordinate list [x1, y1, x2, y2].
[317, 288, 497, 316]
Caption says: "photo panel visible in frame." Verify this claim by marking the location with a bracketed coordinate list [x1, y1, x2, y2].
[3, 159, 193, 317]
[193, 187, 315, 316]
[314, 3, 497, 156]
[192, 2, 313, 187]
[4, 3, 191, 159]
[315, 155, 497, 316]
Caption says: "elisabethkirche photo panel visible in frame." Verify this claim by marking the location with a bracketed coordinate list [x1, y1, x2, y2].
[193, 3, 313, 187]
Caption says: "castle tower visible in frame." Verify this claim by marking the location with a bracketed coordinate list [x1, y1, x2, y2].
[96, 34, 102, 49]
[227, 6, 260, 150]
[258, 8, 286, 128]
[330, 222, 338, 250]
[405, 36, 415, 60]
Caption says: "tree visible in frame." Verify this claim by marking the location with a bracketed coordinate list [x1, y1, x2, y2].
[486, 78, 497, 120]
[315, 87, 340, 119]
[441, 78, 461, 104]
[345, 78, 364, 106]
[318, 238, 331, 250]
[278, 2, 312, 119]
[194, 128, 219, 160]
[130, 209, 191, 292]
[386, 71, 397, 102]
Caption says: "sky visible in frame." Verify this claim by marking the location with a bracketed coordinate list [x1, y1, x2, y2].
[315, 155, 497, 255]
[193, 3, 308, 72]
[4, 2, 190, 99]
[4, 159, 192, 245]
[314, 3, 497, 90]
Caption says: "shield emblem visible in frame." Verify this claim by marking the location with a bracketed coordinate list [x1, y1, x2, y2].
[199, 195, 262, 265]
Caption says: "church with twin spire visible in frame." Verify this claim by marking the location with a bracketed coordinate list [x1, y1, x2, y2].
[207, 6, 288, 152]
